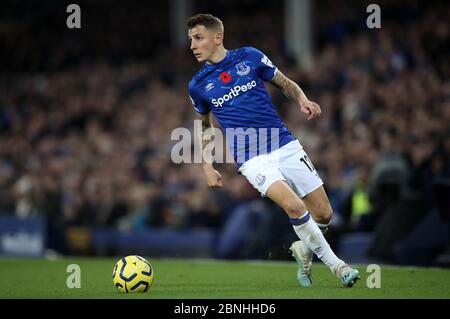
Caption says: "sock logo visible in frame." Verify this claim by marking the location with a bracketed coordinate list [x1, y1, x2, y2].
[313, 247, 322, 255]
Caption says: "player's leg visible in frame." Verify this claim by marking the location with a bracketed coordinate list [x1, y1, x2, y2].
[264, 180, 312, 286]
[293, 186, 332, 279]
[276, 140, 360, 287]
[239, 151, 359, 287]
[302, 186, 333, 231]
[266, 181, 351, 282]
[239, 154, 314, 286]
[301, 185, 360, 286]
[289, 187, 333, 287]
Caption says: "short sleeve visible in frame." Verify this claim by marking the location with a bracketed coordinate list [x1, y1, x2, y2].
[188, 83, 210, 114]
[245, 47, 278, 81]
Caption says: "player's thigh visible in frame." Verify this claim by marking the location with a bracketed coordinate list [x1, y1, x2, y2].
[277, 141, 324, 199]
[301, 185, 333, 223]
[265, 180, 307, 218]
[238, 154, 285, 197]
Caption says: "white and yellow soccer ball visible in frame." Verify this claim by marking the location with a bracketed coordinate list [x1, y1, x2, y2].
[113, 255, 154, 293]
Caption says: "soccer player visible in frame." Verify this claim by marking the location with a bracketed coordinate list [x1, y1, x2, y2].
[187, 13, 360, 287]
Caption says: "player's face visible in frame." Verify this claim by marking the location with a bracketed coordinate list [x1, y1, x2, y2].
[188, 25, 220, 63]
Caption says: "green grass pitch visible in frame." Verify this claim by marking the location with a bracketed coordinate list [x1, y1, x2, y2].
[1, 257, 449, 299]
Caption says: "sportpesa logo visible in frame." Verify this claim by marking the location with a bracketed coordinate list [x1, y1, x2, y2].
[211, 80, 257, 107]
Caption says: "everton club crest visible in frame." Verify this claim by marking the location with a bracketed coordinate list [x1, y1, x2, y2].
[235, 62, 251, 76]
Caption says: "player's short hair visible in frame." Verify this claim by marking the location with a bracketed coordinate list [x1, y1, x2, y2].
[186, 13, 224, 33]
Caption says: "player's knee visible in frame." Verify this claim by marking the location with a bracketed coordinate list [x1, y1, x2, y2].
[314, 203, 333, 224]
[282, 199, 307, 219]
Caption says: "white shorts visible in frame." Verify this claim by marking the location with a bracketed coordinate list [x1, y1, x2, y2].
[238, 140, 323, 198]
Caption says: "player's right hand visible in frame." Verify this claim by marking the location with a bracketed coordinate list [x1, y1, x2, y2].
[203, 165, 223, 188]
[300, 100, 322, 120]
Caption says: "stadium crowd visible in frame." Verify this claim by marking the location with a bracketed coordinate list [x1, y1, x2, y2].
[0, 0, 448, 263]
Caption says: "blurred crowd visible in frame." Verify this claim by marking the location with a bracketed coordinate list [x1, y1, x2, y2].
[0, 0, 449, 262]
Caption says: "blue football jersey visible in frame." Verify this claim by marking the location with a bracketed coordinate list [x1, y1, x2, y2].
[188, 47, 296, 166]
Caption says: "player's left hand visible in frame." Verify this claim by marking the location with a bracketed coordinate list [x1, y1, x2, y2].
[300, 100, 321, 120]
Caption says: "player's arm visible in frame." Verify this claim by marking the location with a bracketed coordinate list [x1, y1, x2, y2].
[197, 112, 223, 188]
[270, 70, 321, 120]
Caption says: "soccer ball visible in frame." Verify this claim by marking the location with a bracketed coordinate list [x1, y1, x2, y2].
[113, 255, 154, 293]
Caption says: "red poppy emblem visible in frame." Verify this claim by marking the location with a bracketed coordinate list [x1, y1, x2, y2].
[220, 72, 232, 84]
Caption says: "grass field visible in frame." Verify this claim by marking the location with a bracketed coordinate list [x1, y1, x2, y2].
[1, 257, 450, 299]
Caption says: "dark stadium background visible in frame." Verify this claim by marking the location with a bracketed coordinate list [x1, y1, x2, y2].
[0, 0, 448, 267]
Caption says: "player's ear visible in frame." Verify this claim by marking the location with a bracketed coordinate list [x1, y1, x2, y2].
[214, 32, 224, 45]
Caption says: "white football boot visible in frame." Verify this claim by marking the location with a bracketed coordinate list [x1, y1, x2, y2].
[334, 264, 360, 287]
[289, 240, 313, 287]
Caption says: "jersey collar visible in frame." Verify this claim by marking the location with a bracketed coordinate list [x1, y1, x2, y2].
[205, 50, 231, 69]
